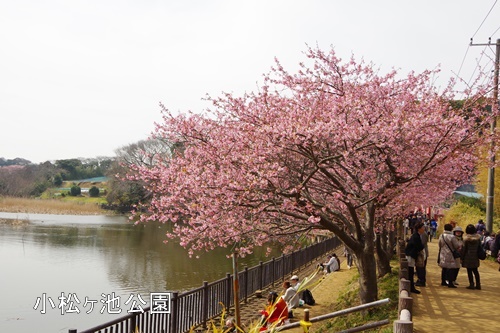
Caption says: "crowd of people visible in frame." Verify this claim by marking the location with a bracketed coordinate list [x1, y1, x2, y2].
[404, 212, 500, 295]
[257, 275, 302, 330]
[257, 249, 347, 331]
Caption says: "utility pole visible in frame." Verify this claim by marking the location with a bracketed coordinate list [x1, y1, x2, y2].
[471, 38, 500, 232]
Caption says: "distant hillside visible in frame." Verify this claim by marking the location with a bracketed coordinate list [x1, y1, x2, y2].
[0, 157, 31, 166]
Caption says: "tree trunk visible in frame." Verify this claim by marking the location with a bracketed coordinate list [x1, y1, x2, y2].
[375, 231, 393, 277]
[355, 247, 379, 304]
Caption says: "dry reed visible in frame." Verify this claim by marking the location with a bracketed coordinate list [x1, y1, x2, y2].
[0, 196, 110, 215]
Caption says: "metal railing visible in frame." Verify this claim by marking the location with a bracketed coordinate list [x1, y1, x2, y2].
[71, 237, 340, 333]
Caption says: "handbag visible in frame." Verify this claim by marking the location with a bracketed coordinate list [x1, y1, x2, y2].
[478, 243, 486, 260]
[443, 237, 461, 259]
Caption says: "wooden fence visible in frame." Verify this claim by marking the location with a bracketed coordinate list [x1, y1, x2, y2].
[70, 237, 340, 333]
[394, 232, 413, 333]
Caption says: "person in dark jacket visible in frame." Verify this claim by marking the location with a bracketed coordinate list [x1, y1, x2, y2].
[405, 222, 425, 294]
[461, 224, 482, 290]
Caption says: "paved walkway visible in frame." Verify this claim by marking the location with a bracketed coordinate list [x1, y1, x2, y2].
[412, 240, 500, 333]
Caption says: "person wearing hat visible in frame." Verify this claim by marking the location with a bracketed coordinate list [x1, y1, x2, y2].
[451, 225, 464, 286]
[290, 275, 300, 291]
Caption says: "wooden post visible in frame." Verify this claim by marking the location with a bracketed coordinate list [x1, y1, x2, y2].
[398, 290, 413, 315]
[394, 309, 413, 333]
[301, 309, 312, 333]
[400, 259, 408, 272]
[399, 267, 408, 280]
[399, 278, 410, 293]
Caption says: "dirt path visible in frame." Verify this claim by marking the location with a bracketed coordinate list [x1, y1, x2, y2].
[412, 240, 500, 333]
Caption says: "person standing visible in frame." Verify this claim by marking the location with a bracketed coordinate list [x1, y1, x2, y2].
[344, 246, 353, 269]
[405, 222, 425, 294]
[438, 223, 461, 288]
[451, 226, 464, 286]
[429, 218, 438, 241]
[461, 224, 482, 290]
[475, 219, 486, 238]
[416, 225, 429, 287]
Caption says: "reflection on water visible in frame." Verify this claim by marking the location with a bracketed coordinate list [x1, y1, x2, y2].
[0, 213, 281, 333]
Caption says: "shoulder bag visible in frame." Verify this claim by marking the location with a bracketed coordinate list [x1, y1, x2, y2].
[443, 237, 461, 259]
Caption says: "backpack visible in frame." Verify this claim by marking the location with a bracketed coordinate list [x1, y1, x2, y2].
[302, 289, 315, 306]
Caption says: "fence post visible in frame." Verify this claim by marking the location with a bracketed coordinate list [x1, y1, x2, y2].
[244, 266, 249, 303]
[226, 273, 232, 308]
[170, 292, 178, 333]
[398, 289, 413, 315]
[271, 257, 276, 287]
[202, 281, 209, 329]
[281, 253, 286, 281]
[394, 309, 413, 333]
[259, 261, 263, 291]
[399, 278, 410, 293]
[130, 310, 137, 333]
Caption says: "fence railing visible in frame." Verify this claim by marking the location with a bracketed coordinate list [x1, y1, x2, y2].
[71, 237, 340, 333]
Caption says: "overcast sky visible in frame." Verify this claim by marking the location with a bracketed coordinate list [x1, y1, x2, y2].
[1, 0, 499, 164]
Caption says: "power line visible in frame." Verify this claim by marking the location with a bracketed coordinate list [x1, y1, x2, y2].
[491, 24, 500, 38]
[456, 1, 498, 82]
[455, 44, 471, 79]
[471, 0, 498, 40]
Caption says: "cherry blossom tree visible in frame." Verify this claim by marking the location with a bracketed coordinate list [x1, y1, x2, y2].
[132, 47, 494, 304]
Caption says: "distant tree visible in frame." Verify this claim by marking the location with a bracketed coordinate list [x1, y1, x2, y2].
[0, 161, 62, 197]
[70, 185, 81, 196]
[56, 159, 83, 180]
[115, 139, 173, 167]
[89, 186, 100, 197]
[104, 139, 172, 209]
[53, 174, 63, 187]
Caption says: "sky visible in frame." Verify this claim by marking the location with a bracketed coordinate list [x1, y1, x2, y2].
[1, 0, 499, 164]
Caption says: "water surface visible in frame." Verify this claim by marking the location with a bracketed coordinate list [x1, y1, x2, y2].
[0, 213, 279, 333]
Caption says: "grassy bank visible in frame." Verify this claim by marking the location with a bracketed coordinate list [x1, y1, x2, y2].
[0, 196, 113, 215]
[310, 263, 399, 333]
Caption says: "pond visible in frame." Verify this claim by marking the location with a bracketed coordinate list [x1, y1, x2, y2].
[0, 212, 280, 333]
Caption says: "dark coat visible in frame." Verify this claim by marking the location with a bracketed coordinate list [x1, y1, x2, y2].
[405, 231, 424, 259]
[461, 233, 481, 269]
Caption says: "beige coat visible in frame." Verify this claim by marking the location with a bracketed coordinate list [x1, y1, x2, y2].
[438, 231, 460, 269]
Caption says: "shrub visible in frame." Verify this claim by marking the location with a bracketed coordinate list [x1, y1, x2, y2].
[89, 186, 100, 197]
[70, 185, 81, 196]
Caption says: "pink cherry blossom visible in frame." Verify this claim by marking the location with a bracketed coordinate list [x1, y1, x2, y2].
[131, 46, 497, 304]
